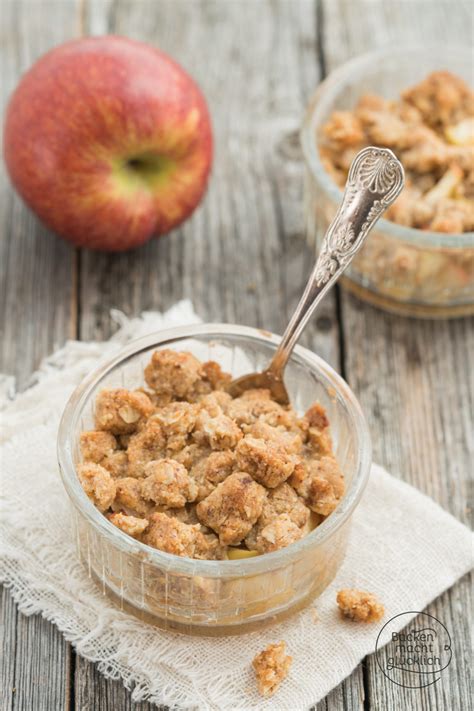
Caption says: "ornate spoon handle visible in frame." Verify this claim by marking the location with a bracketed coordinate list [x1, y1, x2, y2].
[267, 146, 404, 376]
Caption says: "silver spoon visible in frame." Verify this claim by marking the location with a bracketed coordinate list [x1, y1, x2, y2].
[228, 146, 405, 405]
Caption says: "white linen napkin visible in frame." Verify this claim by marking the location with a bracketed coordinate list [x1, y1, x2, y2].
[1, 301, 472, 711]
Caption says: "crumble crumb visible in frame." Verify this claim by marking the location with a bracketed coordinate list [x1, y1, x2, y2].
[112, 477, 153, 518]
[245, 483, 309, 551]
[80, 430, 117, 462]
[144, 512, 202, 557]
[144, 349, 203, 398]
[290, 456, 344, 515]
[247, 420, 303, 454]
[196, 471, 266, 545]
[108, 512, 149, 538]
[141, 458, 198, 508]
[236, 436, 298, 488]
[249, 514, 304, 554]
[193, 408, 243, 450]
[336, 589, 385, 623]
[252, 641, 292, 697]
[190, 450, 236, 501]
[201, 360, 232, 391]
[151, 401, 199, 452]
[299, 403, 334, 456]
[94, 388, 154, 434]
[127, 420, 167, 477]
[78, 463, 116, 512]
[261, 482, 310, 528]
[227, 389, 295, 428]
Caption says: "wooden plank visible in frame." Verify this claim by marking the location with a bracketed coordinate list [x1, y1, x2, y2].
[0, 1, 80, 709]
[75, 661, 165, 711]
[0, 0, 79, 389]
[79, 0, 340, 366]
[321, 1, 473, 709]
[0, 587, 17, 711]
[12, 612, 73, 711]
[75, 1, 351, 709]
[315, 664, 365, 711]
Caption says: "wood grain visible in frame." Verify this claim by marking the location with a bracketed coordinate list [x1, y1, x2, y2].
[79, 0, 340, 366]
[321, 1, 473, 709]
[1, 1, 472, 709]
[75, 0, 348, 708]
[0, 587, 17, 711]
[0, 2, 80, 710]
[0, 0, 79, 390]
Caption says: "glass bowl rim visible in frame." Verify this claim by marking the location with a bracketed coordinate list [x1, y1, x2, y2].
[300, 44, 474, 249]
[57, 322, 372, 578]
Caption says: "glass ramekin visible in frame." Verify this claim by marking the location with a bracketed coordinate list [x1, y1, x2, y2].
[301, 46, 474, 319]
[58, 324, 371, 636]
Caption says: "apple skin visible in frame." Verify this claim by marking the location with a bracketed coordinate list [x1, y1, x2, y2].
[4, 36, 213, 251]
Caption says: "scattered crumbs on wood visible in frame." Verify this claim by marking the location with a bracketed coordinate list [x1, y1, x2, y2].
[246, 282, 257, 293]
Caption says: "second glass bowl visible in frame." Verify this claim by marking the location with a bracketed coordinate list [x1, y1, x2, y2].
[58, 323, 371, 635]
[301, 46, 474, 319]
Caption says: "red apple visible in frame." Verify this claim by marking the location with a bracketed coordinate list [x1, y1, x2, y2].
[4, 36, 213, 251]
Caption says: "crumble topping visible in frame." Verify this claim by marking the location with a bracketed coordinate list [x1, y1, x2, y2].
[319, 71, 474, 233]
[78, 349, 344, 559]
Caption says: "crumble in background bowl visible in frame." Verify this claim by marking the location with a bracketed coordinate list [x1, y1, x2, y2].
[301, 46, 474, 319]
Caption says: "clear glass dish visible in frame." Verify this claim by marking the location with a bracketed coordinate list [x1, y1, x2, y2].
[301, 46, 474, 319]
[58, 324, 371, 636]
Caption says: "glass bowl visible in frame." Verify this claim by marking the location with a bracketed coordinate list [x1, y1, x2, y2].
[58, 323, 371, 636]
[301, 46, 474, 319]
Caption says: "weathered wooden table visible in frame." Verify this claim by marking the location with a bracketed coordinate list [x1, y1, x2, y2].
[1, 1, 472, 709]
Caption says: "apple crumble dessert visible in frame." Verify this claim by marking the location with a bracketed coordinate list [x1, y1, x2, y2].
[336, 589, 384, 623]
[320, 71, 474, 233]
[77, 349, 344, 560]
[252, 641, 292, 697]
